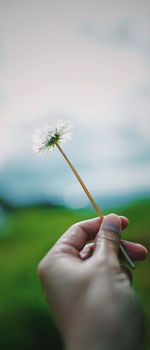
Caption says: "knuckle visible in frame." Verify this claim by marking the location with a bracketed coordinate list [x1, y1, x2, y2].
[71, 221, 82, 231]
[67, 222, 78, 234]
[37, 260, 45, 279]
[37, 250, 57, 280]
[97, 231, 120, 251]
[38, 256, 51, 279]
[92, 254, 110, 269]
[93, 250, 120, 272]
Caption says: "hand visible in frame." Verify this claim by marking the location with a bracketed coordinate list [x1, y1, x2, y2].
[38, 214, 147, 350]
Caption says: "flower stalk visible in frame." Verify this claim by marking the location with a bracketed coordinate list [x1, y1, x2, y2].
[56, 143, 135, 269]
[32, 121, 135, 269]
[56, 143, 103, 219]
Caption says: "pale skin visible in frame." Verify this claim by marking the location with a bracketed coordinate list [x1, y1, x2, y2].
[38, 214, 147, 350]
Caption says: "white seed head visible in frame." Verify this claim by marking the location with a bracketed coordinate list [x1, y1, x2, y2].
[32, 120, 73, 153]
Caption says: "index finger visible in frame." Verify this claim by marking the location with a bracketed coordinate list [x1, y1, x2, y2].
[52, 217, 101, 257]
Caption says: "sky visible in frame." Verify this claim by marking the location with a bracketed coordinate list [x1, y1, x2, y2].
[0, 0, 150, 208]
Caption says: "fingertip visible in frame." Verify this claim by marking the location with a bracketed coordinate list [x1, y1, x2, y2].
[120, 216, 129, 230]
[133, 243, 148, 260]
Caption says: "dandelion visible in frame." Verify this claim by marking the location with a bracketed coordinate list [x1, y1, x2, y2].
[32, 120, 135, 269]
[32, 121, 72, 153]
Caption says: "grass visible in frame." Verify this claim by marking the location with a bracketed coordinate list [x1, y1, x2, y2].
[0, 200, 149, 349]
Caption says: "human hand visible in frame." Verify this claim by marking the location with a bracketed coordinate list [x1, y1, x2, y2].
[38, 214, 147, 350]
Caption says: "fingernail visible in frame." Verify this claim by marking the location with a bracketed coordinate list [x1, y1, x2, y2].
[102, 214, 122, 234]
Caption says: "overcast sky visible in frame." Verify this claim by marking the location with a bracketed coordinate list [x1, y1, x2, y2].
[0, 0, 150, 207]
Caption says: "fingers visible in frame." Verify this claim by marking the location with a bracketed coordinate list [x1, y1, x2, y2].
[54, 215, 128, 258]
[80, 241, 147, 261]
[79, 216, 129, 260]
[50, 217, 101, 258]
[43, 213, 146, 264]
[39, 215, 129, 266]
[80, 243, 94, 260]
[93, 214, 122, 270]
[120, 216, 129, 230]
[119, 240, 147, 261]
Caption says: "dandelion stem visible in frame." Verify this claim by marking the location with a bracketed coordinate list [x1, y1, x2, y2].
[56, 143, 135, 270]
[56, 143, 103, 219]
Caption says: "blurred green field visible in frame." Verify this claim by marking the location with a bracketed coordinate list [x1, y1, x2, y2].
[0, 200, 149, 349]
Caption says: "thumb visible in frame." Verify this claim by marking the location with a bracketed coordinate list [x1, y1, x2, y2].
[93, 214, 122, 270]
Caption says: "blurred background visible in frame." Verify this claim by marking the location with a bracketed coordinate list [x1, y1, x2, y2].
[0, 0, 150, 349]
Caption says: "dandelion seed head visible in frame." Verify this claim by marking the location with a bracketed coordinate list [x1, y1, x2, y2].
[32, 120, 73, 153]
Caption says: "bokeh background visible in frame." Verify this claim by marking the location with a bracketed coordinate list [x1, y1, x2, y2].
[0, 0, 150, 349]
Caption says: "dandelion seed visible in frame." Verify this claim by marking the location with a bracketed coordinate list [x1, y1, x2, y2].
[32, 120, 135, 269]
